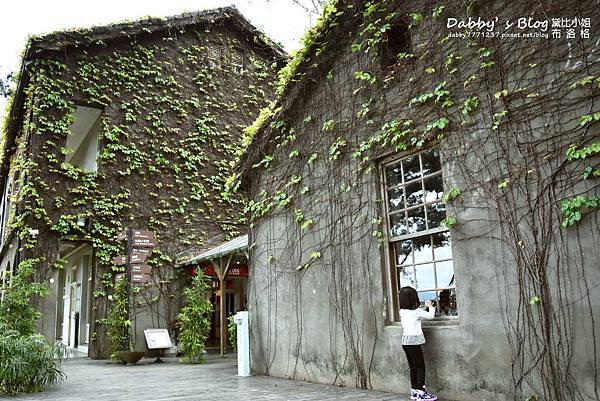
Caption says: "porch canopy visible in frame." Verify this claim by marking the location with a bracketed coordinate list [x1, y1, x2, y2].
[178, 234, 248, 357]
[180, 234, 248, 266]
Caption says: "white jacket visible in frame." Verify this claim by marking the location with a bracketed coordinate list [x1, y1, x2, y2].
[400, 307, 435, 345]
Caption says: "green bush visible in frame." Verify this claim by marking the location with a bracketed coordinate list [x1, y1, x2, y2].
[0, 331, 65, 395]
[227, 315, 237, 352]
[0, 259, 47, 335]
[0, 259, 65, 395]
[177, 272, 213, 363]
[99, 277, 132, 362]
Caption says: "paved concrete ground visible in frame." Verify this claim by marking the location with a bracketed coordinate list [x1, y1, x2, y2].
[11, 354, 409, 401]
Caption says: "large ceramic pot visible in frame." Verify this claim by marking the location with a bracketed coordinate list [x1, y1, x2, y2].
[119, 351, 145, 365]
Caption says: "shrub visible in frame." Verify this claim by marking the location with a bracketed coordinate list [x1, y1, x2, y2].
[0, 259, 47, 335]
[227, 315, 237, 352]
[0, 259, 65, 395]
[99, 277, 132, 362]
[0, 331, 65, 395]
[176, 271, 213, 363]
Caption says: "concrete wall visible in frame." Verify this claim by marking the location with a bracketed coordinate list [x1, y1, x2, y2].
[246, 1, 600, 400]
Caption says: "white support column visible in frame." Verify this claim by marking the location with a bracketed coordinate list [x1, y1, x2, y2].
[234, 311, 250, 376]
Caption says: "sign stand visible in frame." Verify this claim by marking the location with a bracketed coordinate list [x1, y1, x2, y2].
[144, 329, 173, 364]
[153, 350, 165, 364]
[124, 227, 133, 352]
[115, 228, 157, 354]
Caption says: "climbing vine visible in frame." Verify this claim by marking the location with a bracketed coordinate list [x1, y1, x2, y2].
[236, 1, 599, 400]
[1, 11, 279, 358]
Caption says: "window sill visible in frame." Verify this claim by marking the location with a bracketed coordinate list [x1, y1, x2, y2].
[387, 316, 459, 329]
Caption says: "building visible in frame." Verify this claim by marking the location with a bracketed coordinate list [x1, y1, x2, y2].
[238, 1, 600, 400]
[0, 7, 284, 358]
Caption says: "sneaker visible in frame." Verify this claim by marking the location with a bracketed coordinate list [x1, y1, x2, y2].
[416, 390, 438, 400]
[410, 389, 419, 400]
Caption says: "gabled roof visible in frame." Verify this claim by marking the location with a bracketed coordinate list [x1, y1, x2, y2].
[236, 0, 361, 185]
[27, 7, 285, 57]
[0, 6, 286, 179]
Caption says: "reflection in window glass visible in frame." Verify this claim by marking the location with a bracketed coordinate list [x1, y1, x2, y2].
[426, 203, 446, 230]
[390, 214, 408, 237]
[405, 180, 424, 207]
[402, 155, 421, 182]
[386, 164, 403, 187]
[437, 288, 458, 316]
[418, 291, 436, 303]
[395, 241, 413, 265]
[424, 174, 443, 203]
[407, 207, 426, 234]
[433, 232, 452, 260]
[421, 148, 441, 176]
[388, 187, 405, 211]
[385, 147, 457, 318]
[413, 236, 432, 264]
[398, 266, 416, 287]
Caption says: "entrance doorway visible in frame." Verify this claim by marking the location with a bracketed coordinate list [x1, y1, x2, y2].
[56, 243, 93, 356]
[192, 263, 248, 349]
[208, 276, 247, 348]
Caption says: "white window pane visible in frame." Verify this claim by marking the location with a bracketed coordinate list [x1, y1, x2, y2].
[435, 260, 455, 288]
[413, 236, 433, 264]
[432, 232, 452, 260]
[398, 266, 415, 287]
[415, 263, 435, 290]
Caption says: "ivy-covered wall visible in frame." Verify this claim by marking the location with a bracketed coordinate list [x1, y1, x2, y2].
[241, 1, 599, 400]
[0, 11, 281, 358]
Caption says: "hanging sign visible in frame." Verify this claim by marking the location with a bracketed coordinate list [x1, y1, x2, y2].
[116, 229, 157, 247]
[132, 248, 152, 256]
[131, 264, 152, 274]
[132, 237, 157, 248]
[131, 273, 150, 283]
[113, 252, 148, 265]
[199, 264, 249, 277]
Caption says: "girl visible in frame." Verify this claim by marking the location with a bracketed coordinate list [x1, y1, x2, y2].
[399, 286, 438, 401]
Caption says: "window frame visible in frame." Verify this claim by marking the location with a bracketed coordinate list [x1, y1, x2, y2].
[379, 146, 458, 324]
[64, 105, 102, 172]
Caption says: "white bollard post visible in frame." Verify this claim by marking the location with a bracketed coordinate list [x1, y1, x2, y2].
[234, 311, 250, 376]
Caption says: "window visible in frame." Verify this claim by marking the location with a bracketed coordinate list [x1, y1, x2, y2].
[65, 106, 101, 172]
[206, 42, 223, 68]
[231, 47, 246, 75]
[380, 23, 411, 70]
[0, 176, 13, 245]
[383, 148, 457, 318]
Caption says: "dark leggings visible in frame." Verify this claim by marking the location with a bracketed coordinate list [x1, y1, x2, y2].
[402, 344, 426, 390]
